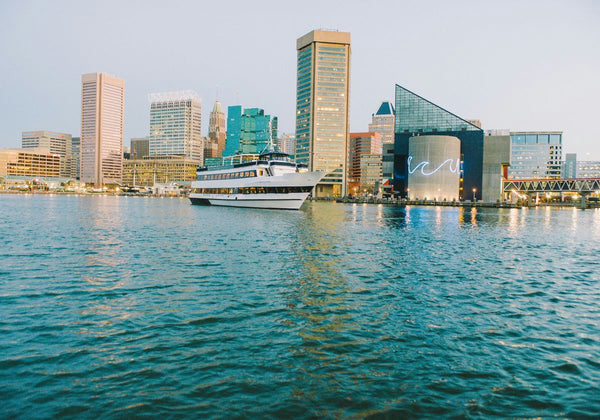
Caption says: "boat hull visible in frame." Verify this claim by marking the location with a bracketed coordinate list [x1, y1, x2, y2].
[190, 192, 310, 210]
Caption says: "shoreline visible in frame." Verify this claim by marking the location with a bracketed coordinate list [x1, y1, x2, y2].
[3, 190, 599, 208]
[0, 190, 188, 198]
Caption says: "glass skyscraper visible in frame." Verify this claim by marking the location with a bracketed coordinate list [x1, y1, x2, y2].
[240, 108, 273, 154]
[393, 84, 484, 200]
[149, 91, 202, 162]
[295, 29, 350, 197]
[508, 131, 562, 179]
[224, 105, 242, 157]
[224, 106, 276, 155]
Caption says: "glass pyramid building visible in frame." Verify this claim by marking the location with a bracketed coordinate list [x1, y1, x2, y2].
[393, 84, 484, 200]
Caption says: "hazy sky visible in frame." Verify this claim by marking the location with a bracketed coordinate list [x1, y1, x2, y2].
[1, 0, 599, 158]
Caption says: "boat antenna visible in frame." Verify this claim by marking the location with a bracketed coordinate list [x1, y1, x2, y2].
[260, 118, 276, 154]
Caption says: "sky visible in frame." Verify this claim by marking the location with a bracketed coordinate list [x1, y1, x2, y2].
[1, 0, 599, 158]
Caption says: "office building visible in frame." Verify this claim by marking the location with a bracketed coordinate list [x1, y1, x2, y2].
[393, 84, 484, 200]
[71, 137, 80, 179]
[278, 133, 296, 156]
[131, 137, 150, 160]
[382, 143, 394, 196]
[271, 116, 278, 151]
[482, 130, 511, 202]
[0, 148, 61, 178]
[360, 154, 383, 195]
[563, 153, 577, 178]
[224, 105, 242, 156]
[348, 132, 382, 193]
[22, 131, 73, 178]
[81, 72, 125, 186]
[577, 161, 600, 178]
[508, 131, 562, 179]
[149, 91, 203, 162]
[407, 135, 461, 201]
[295, 29, 351, 197]
[368, 101, 395, 144]
[122, 155, 201, 187]
[224, 106, 276, 155]
[204, 137, 219, 159]
[240, 108, 275, 154]
[208, 101, 226, 156]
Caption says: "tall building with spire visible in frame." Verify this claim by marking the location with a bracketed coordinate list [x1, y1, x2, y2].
[208, 101, 226, 157]
[369, 101, 396, 195]
[295, 29, 351, 197]
[81, 72, 125, 186]
[368, 101, 395, 144]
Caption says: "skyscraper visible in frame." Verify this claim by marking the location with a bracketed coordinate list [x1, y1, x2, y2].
[224, 106, 276, 155]
[208, 101, 226, 157]
[224, 105, 242, 157]
[278, 133, 296, 156]
[295, 29, 351, 197]
[149, 91, 203, 162]
[369, 101, 395, 195]
[81, 73, 125, 186]
[240, 108, 274, 154]
[368, 101, 395, 144]
[21, 130, 72, 177]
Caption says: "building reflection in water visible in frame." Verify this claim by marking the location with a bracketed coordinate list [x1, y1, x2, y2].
[281, 202, 362, 406]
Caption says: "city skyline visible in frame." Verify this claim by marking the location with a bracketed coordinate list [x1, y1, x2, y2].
[0, 1, 599, 159]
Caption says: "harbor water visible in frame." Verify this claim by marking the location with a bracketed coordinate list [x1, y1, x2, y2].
[1, 195, 599, 417]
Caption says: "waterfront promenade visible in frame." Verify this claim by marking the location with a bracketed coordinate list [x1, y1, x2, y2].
[1, 195, 599, 417]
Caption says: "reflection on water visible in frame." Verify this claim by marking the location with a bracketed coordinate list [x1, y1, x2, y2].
[284, 203, 357, 407]
[1, 196, 600, 418]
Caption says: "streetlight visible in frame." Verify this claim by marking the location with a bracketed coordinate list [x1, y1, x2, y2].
[472, 188, 477, 202]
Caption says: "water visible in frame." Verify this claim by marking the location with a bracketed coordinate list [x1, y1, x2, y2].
[1, 195, 600, 418]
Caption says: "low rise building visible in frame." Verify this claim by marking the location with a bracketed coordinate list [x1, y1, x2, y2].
[22, 130, 73, 178]
[131, 137, 150, 159]
[122, 155, 201, 187]
[509, 131, 562, 179]
[482, 131, 511, 202]
[0, 148, 61, 178]
[577, 161, 600, 178]
[360, 154, 383, 195]
[348, 132, 382, 194]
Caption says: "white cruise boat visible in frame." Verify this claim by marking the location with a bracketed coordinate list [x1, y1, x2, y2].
[189, 152, 323, 210]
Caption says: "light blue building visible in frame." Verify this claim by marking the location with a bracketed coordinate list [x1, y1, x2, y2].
[224, 106, 276, 155]
[224, 105, 242, 157]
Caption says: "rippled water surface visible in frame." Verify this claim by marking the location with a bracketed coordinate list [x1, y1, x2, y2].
[1, 195, 600, 417]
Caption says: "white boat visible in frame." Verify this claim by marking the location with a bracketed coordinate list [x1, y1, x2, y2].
[189, 152, 323, 210]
